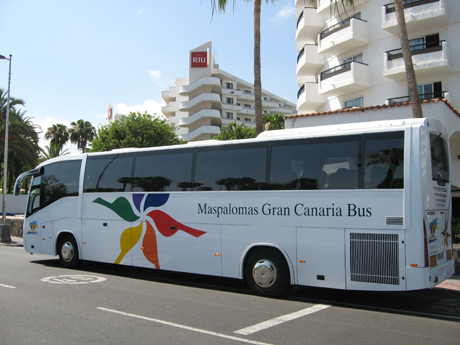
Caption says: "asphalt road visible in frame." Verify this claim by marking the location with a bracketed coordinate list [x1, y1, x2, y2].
[1, 246, 459, 345]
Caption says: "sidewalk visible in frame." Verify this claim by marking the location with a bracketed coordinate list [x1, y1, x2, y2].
[0, 236, 23, 247]
[2, 236, 460, 292]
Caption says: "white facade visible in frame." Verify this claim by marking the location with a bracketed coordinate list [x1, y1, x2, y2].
[295, 0, 460, 113]
[294, 0, 460, 190]
[162, 42, 296, 141]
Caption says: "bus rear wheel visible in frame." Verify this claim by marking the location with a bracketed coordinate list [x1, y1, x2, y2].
[58, 235, 80, 268]
[244, 248, 289, 297]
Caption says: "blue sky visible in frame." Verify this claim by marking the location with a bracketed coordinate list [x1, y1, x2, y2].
[0, 0, 297, 150]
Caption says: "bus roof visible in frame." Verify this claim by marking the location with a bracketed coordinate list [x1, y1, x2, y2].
[38, 118, 444, 165]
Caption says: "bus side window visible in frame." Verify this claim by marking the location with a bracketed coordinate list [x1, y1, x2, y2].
[84, 155, 133, 193]
[363, 132, 404, 189]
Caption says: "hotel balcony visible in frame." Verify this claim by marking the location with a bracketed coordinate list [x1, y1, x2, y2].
[239, 107, 255, 116]
[317, 0, 368, 15]
[297, 82, 325, 114]
[296, 44, 325, 80]
[238, 92, 255, 101]
[182, 125, 221, 141]
[382, 0, 448, 34]
[222, 102, 242, 112]
[178, 109, 222, 128]
[318, 17, 368, 56]
[262, 99, 280, 109]
[222, 87, 242, 96]
[383, 40, 450, 80]
[162, 90, 175, 103]
[161, 105, 174, 119]
[179, 93, 222, 111]
[295, 6, 323, 50]
[386, 91, 449, 104]
[179, 77, 222, 95]
[319, 61, 370, 96]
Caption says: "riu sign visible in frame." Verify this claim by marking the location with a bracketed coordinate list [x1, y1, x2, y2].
[191, 51, 207, 68]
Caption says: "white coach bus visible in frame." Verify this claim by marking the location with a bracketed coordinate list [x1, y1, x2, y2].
[15, 118, 454, 296]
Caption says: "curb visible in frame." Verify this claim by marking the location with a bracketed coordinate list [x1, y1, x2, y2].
[0, 236, 24, 247]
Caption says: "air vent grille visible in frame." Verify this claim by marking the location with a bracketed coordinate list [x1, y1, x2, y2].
[350, 233, 399, 285]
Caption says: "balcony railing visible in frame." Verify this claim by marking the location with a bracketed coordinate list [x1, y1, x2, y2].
[386, 91, 447, 104]
[320, 16, 366, 40]
[386, 40, 444, 60]
[320, 61, 368, 81]
[384, 0, 439, 14]
[297, 84, 305, 99]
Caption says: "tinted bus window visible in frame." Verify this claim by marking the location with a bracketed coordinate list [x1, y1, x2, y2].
[270, 136, 360, 190]
[194, 144, 267, 191]
[42, 160, 81, 208]
[430, 133, 449, 185]
[133, 150, 193, 191]
[364, 132, 404, 189]
[84, 154, 134, 192]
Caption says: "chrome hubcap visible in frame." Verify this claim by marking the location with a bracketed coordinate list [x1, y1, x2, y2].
[61, 242, 74, 262]
[252, 259, 277, 288]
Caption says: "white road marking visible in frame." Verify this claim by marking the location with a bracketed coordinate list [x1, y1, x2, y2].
[97, 307, 274, 345]
[41, 275, 107, 284]
[234, 304, 331, 336]
[0, 283, 16, 289]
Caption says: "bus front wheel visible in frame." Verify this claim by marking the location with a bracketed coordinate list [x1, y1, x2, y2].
[244, 248, 289, 297]
[58, 235, 80, 268]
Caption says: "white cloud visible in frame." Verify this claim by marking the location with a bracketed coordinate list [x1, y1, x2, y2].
[268, 4, 296, 23]
[148, 69, 166, 88]
[115, 99, 165, 118]
[148, 69, 162, 80]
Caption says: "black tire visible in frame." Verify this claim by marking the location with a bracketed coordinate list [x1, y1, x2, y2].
[58, 235, 80, 268]
[244, 248, 289, 297]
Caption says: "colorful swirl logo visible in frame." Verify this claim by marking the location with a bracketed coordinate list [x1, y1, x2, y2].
[93, 193, 206, 268]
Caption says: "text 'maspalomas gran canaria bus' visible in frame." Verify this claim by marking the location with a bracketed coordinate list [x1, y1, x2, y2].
[15, 118, 455, 297]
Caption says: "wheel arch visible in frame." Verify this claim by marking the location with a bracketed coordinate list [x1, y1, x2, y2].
[239, 243, 295, 285]
[55, 231, 81, 259]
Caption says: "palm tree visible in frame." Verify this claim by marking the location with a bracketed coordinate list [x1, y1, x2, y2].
[0, 88, 24, 114]
[69, 119, 95, 153]
[263, 113, 285, 130]
[212, 0, 276, 135]
[45, 123, 69, 151]
[0, 91, 41, 192]
[40, 142, 69, 162]
[0, 106, 40, 191]
[393, 0, 422, 118]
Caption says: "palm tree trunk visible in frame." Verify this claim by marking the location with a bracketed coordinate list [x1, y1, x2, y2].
[394, 0, 423, 118]
[254, 0, 263, 135]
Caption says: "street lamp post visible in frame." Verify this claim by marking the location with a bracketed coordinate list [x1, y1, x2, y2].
[0, 54, 12, 243]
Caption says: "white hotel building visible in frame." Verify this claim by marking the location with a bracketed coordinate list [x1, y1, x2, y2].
[162, 41, 296, 141]
[294, 0, 459, 114]
[292, 0, 460, 197]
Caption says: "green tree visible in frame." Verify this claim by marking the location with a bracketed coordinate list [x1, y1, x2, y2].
[69, 119, 95, 153]
[212, 122, 257, 140]
[45, 123, 69, 151]
[39, 142, 69, 163]
[263, 113, 284, 130]
[0, 89, 41, 192]
[394, 0, 422, 118]
[90, 112, 185, 152]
